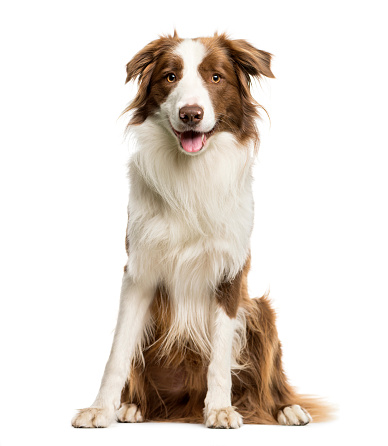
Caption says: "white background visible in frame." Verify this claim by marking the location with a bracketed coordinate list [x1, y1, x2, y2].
[1, 1, 387, 445]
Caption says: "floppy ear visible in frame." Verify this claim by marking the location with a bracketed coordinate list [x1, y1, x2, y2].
[213, 35, 274, 151]
[125, 31, 180, 84]
[219, 35, 275, 82]
[124, 41, 158, 125]
[125, 40, 158, 84]
[124, 33, 180, 125]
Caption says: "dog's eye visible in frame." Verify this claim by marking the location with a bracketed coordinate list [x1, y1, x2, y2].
[166, 73, 176, 83]
[211, 74, 221, 83]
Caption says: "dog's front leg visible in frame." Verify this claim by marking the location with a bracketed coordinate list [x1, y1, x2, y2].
[204, 273, 243, 429]
[72, 274, 155, 428]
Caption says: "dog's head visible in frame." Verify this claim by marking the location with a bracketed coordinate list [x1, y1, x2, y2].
[124, 32, 274, 155]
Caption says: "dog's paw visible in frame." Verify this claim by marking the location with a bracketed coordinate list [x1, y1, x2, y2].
[117, 403, 144, 423]
[277, 405, 312, 426]
[205, 406, 243, 429]
[71, 407, 115, 428]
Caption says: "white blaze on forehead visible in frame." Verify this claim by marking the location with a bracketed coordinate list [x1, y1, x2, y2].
[161, 39, 216, 133]
[175, 39, 207, 84]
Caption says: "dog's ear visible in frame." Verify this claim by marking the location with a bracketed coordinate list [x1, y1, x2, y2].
[124, 33, 180, 125]
[125, 40, 158, 84]
[219, 35, 275, 82]
[125, 31, 180, 84]
[124, 42, 158, 125]
[213, 35, 274, 151]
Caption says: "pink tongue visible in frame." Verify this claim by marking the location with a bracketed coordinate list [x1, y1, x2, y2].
[180, 131, 203, 153]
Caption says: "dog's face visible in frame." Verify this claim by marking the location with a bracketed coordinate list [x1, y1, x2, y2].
[125, 33, 274, 156]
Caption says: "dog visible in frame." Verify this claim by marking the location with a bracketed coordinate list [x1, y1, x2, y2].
[72, 32, 329, 429]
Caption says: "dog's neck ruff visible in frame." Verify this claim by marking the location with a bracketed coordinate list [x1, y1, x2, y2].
[130, 117, 253, 233]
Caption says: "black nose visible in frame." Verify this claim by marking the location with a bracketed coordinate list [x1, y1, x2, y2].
[179, 105, 204, 125]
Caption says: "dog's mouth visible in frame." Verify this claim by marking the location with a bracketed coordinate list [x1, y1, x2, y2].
[171, 127, 215, 154]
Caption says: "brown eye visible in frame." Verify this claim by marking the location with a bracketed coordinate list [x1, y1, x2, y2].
[211, 74, 221, 83]
[166, 73, 176, 83]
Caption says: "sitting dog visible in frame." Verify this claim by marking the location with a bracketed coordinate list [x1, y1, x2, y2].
[72, 32, 329, 429]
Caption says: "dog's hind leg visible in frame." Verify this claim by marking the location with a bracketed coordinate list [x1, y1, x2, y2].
[117, 403, 144, 423]
[233, 296, 330, 425]
[118, 359, 147, 423]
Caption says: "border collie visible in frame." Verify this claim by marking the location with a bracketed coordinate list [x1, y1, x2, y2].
[72, 32, 329, 429]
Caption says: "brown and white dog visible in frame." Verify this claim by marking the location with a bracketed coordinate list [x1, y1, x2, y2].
[72, 32, 329, 429]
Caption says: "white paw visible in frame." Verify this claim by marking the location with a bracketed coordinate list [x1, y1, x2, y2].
[277, 405, 312, 426]
[71, 407, 114, 428]
[205, 406, 243, 429]
[117, 403, 144, 423]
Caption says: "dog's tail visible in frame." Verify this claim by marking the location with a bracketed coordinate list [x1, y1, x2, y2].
[232, 295, 335, 424]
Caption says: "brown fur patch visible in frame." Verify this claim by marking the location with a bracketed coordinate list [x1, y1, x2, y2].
[198, 34, 274, 147]
[215, 263, 247, 318]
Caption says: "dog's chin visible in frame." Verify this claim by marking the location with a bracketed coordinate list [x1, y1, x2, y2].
[171, 125, 215, 156]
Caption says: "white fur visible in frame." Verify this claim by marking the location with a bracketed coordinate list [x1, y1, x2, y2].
[204, 307, 243, 428]
[72, 39, 255, 429]
[277, 405, 312, 426]
[71, 407, 114, 428]
[161, 39, 216, 136]
[117, 403, 144, 423]
[205, 407, 243, 429]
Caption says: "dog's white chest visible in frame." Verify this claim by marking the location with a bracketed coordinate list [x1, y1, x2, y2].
[126, 124, 255, 354]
